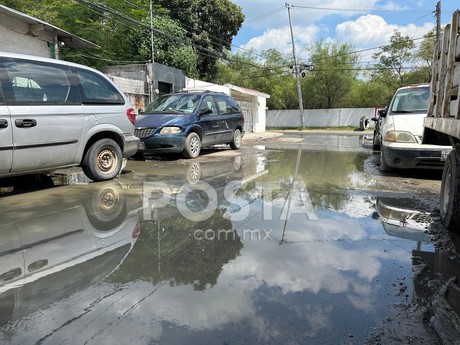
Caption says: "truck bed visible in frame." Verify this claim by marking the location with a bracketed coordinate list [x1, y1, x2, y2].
[424, 10, 460, 142]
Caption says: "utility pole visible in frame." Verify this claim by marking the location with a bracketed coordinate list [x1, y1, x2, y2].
[149, 0, 155, 103]
[286, 3, 304, 129]
[435, 1, 441, 41]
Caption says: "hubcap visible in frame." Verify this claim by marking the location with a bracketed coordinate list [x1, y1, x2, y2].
[190, 137, 200, 155]
[97, 148, 117, 174]
[235, 130, 241, 147]
[98, 188, 120, 213]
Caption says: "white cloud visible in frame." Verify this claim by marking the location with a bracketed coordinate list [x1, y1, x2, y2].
[239, 25, 319, 56]
[335, 14, 435, 61]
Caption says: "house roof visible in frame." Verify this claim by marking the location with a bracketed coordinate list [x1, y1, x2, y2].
[224, 84, 270, 99]
[0, 5, 97, 49]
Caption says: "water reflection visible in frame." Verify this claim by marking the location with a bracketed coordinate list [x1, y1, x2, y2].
[0, 148, 444, 344]
[0, 182, 142, 328]
[376, 197, 431, 243]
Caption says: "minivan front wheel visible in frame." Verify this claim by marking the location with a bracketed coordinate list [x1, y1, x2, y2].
[183, 132, 201, 159]
[230, 129, 242, 150]
[82, 139, 123, 181]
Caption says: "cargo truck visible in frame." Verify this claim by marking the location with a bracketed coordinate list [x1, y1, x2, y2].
[423, 9, 460, 231]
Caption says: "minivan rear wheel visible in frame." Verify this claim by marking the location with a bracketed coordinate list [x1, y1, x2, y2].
[230, 129, 242, 150]
[182, 133, 201, 159]
[82, 139, 123, 181]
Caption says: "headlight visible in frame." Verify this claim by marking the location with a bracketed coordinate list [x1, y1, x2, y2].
[159, 126, 182, 135]
[384, 131, 417, 143]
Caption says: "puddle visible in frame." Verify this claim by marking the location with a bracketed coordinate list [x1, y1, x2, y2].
[0, 145, 453, 344]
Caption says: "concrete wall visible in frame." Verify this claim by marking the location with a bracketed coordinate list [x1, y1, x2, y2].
[267, 108, 378, 128]
[0, 12, 54, 57]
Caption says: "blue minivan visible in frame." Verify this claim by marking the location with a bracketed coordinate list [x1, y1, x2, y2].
[135, 91, 244, 158]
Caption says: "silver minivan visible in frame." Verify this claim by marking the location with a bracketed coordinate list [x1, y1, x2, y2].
[0, 52, 139, 181]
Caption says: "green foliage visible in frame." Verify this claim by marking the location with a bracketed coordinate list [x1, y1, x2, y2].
[3, 0, 237, 76]
[371, 30, 417, 89]
[303, 41, 359, 109]
[156, 0, 245, 80]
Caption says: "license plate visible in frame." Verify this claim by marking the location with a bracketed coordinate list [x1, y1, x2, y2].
[441, 150, 450, 162]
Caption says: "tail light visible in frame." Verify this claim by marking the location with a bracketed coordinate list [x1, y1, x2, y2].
[126, 108, 136, 126]
[132, 223, 141, 239]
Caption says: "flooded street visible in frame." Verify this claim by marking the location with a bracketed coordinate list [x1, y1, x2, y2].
[1, 133, 459, 344]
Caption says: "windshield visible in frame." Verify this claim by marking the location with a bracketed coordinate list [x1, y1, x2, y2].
[390, 87, 429, 114]
[144, 94, 200, 114]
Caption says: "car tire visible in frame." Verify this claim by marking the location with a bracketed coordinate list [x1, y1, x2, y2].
[230, 129, 242, 150]
[182, 132, 201, 159]
[82, 139, 123, 181]
[86, 184, 127, 231]
[186, 162, 201, 184]
[440, 150, 460, 231]
[372, 131, 380, 150]
[359, 116, 369, 131]
[379, 151, 393, 172]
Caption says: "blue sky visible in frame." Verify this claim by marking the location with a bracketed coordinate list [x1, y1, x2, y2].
[230, 0, 458, 64]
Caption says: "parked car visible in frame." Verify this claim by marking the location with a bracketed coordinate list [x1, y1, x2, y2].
[372, 84, 452, 171]
[0, 52, 139, 181]
[135, 91, 244, 158]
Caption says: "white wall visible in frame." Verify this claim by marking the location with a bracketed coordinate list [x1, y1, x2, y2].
[0, 13, 53, 57]
[253, 96, 266, 133]
[267, 108, 377, 128]
[185, 78, 229, 94]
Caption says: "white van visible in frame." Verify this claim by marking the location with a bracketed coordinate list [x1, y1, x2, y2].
[372, 84, 452, 171]
[0, 52, 139, 181]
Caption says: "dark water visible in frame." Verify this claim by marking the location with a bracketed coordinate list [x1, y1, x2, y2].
[0, 138, 438, 345]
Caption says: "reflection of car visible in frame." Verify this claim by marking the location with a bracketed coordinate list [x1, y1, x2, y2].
[372, 84, 452, 171]
[135, 91, 244, 158]
[375, 197, 430, 242]
[121, 157, 246, 221]
[0, 181, 142, 301]
[0, 52, 139, 181]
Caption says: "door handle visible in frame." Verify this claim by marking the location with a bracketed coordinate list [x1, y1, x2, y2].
[0, 119, 7, 128]
[15, 119, 37, 128]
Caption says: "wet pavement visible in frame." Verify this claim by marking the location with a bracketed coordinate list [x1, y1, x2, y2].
[0, 132, 459, 344]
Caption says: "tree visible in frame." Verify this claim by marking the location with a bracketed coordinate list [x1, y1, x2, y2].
[304, 41, 359, 109]
[2, 0, 199, 75]
[371, 30, 416, 89]
[156, 0, 245, 80]
[414, 29, 436, 82]
[214, 49, 298, 109]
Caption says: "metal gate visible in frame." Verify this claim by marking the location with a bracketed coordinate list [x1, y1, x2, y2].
[238, 100, 253, 132]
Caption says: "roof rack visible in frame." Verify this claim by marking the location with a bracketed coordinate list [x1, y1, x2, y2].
[178, 89, 226, 95]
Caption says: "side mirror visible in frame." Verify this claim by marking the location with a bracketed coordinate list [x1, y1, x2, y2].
[371, 117, 378, 122]
[378, 108, 387, 118]
[200, 108, 213, 116]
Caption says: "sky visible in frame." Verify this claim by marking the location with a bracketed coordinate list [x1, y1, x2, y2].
[230, 0, 458, 65]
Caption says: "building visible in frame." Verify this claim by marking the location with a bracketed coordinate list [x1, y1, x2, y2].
[0, 5, 96, 59]
[0, 5, 270, 133]
[185, 78, 270, 133]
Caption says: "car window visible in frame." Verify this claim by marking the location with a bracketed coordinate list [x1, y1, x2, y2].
[144, 94, 200, 114]
[0, 58, 79, 105]
[390, 87, 429, 114]
[75, 68, 124, 105]
[215, 95, 241, 115]
[200, 95, 218, 116]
